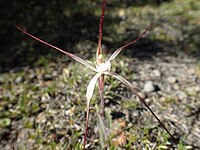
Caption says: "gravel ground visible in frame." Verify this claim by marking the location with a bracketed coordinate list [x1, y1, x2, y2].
[130, 50, 200, 149]
[0, 48, 199, 149]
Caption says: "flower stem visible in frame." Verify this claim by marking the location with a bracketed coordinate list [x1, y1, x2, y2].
[98, 75, 105, 116]
[84, 107, 89, 149]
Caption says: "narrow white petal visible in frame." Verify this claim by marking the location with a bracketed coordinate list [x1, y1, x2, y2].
[72, 55, 98, 72]
[104, 71, 140, 96]
[86, 72, 102, 107]
[108, 47, 122, 61]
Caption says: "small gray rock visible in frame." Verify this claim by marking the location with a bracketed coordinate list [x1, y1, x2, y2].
[173, 83, 180, 90]
[15, 76, 23, 83]
[41, 93, 51, 102]
[52, 70, 58, 77]
[187, 68, 195, 75]
[176, 91, 188, 99]
[143, 81, 155, 93]
[185, 86, 199, 96]
[138, 91, 147, 99]
[167, 76, 177, 84]
[153, 69, 161, 77]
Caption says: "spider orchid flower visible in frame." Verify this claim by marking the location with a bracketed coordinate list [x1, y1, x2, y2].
[16, 2, 174, 148]
[15, 25, 156, 141]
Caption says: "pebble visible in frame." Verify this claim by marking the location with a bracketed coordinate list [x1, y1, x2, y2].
[41, 93, 51, 102]
[28, 73, 36, 79]
[187, 68, 195, 75]
[143, 81, 155, 93]
[167, 76, 177, 84]
[65, 106, 76, 116]
[74, 124, 81, 131]
[15, 76, 23, 83]
[173, 83, 180, 90]
[36, 113, 46, 123]
[138, 92, 147, 99]
[44, 74, 52, 80]
[152, 69, 161, 77]
[185, 86, 199, 96]
[52, 70, 58, 77]
[160, 83, 172, 93]
[176, 91, 188, 99]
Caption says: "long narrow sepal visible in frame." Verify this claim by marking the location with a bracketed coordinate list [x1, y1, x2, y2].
[104, 71, 175, 140]
[104, 72, 140, 96]
[86, 72, 102, 108]
[15, 26, 98, 72]
[84, 72, 102, 149]
[108, 26, 150, 61]
[96, 0, 106, 58]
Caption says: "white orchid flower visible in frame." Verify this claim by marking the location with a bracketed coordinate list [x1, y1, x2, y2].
[16, 2, 174, 147]
[16, 25, 146, 113]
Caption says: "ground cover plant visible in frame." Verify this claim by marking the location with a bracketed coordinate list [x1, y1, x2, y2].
[1, 0, 200, 149]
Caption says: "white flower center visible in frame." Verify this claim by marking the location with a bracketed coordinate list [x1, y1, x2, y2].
[96, 61, 111, 72]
